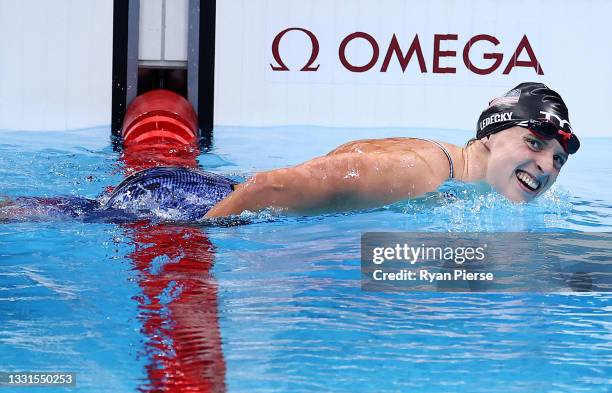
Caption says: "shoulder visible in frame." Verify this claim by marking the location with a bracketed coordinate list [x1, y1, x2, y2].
[326, 137, 415, 155]
[303, 150, 449, 202]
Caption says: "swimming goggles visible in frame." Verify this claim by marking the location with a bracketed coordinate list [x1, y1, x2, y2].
[518, 119, 580, 154]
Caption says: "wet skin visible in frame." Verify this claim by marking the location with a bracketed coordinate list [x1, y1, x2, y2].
[204, 126, 569, 218]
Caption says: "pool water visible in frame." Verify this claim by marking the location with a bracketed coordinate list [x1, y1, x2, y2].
[0, 126, 610, 392]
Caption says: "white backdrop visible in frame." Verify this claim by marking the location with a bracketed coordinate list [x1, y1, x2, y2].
[0, 0, 112, 131]
[0, 1, 610, 137]
[215, 0, 611, 137]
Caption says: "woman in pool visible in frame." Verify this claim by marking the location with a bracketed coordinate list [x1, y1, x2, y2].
[0, 82, 579, 222]
[205, 82, 579, 217]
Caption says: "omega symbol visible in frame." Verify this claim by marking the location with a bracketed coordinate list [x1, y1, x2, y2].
[270, 27, 320, 72]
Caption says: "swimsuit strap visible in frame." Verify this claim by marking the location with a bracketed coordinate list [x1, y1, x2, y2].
[410, 138, 454, 179]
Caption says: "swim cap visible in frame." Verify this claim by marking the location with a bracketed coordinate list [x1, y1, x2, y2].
[476, 82, 579, 153]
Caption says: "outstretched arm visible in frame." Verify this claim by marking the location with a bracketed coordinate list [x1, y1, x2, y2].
[204, 151, 447, 218]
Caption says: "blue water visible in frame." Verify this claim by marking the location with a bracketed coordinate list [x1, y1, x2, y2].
[0, 126, 610, 392]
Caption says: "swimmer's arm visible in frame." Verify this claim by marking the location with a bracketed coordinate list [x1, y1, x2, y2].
[204, 153, 446, 218]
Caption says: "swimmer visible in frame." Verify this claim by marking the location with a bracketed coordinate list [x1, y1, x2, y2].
[0, 82, 579, 222]
[205, 82, 579, 217]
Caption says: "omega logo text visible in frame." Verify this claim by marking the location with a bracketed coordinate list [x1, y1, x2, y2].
[270, 28, 544, 75]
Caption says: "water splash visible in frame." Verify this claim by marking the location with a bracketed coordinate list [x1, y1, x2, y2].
[383, 181, 574, 232]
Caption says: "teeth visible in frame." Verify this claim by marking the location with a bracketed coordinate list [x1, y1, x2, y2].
[516, 170, 540, 190]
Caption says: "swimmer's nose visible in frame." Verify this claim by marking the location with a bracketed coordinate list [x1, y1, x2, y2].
[536, 152, 556, 175]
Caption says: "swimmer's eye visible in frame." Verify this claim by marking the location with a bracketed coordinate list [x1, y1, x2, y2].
[524, 136, 543, 151]
[553, 154, 566, 169]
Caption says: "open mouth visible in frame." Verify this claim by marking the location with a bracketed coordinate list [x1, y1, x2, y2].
[515, 169, 541, 192]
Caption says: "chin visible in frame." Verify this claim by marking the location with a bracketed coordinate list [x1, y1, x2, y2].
[495, 175, 546, 203]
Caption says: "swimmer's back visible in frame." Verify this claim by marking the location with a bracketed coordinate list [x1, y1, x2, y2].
[326, 137, 458, 179]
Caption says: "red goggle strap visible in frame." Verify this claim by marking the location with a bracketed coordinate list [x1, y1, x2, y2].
[556, 129, 574, 153]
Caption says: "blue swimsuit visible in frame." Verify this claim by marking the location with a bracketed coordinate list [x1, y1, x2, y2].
[6, 167, 236, 222]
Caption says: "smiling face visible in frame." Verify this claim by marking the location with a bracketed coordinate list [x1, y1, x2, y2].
[482, 126, 568, 202]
